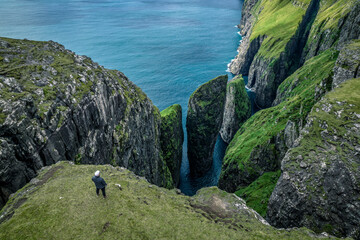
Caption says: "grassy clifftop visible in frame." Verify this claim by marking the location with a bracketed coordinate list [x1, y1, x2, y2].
[250, 0, 310, 59]
[0, 161, 340, 240]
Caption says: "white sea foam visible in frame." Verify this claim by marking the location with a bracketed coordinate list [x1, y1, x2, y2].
[226, 58, 236, 73]
[245, 85, 255, 92]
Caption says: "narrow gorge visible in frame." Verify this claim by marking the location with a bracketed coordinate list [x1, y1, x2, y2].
[0, 0, 359, 239]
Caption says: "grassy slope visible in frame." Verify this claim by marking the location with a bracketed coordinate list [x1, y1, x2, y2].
[288, 77, 360, 170]
[305, 0, 357, 52]
[235, 171, 281, 218]
[223, 49, 338, 173]
[0, 162, 343, 240]
[250, 0, 310, 59]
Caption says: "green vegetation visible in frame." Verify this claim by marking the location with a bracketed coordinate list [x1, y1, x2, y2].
[224, 49, 338, 174]
[229, 75, 251, 128]
[235, 171, 281, 217]
[287, 78, 360, 171]
[160, 104, 183, 187]
[308, 0, 356, 39]
[189, 75, 227, 100]
[250, 0, 310, 59]
[220, 48, 339, 207]
[0, 162, 343, 240]
[0, 37, 102, 120]
[304, 0, 357, 57]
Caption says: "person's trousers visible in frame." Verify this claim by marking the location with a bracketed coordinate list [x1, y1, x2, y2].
[96, 187, 106, 197]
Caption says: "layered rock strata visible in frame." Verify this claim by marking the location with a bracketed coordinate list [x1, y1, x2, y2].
[0, 37, 169, 208]
[267, 78, 360, 239]
[220, 75, 251, 144]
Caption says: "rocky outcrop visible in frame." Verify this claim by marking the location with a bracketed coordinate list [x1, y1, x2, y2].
[219, 124, 295, 192]
[332, 40, 360, 89]
[303, 0, 360, 62]
[160, 104, 184, 187]
[219, 48, 337, 194]
[186, 75, 227, 177]
[220, 76, 251, 144]
[267, 78, 360, 239]
[0, 37, 168, 208]
[228, 0, 260, 75]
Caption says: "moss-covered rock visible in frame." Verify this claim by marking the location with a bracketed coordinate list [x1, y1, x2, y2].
[220, 75, 251, 144]
[235, 170, 281, 218]
[0, 37, 167, 208]
[332, 40, 360, 89]
[230, 0, 359, 109]
[0, 161, 346, 240]
[267, 78, 360, 239]
[186, 75, 227, 177]
[160, 104, 184, 187]
[303, 0, 360, 61]
[219, 49, 338, 193]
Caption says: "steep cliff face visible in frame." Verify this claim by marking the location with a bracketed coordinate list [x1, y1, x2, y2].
[332, 40, 360, 88]
[230, 0, 359, 109]
[219, 49, 337, 193]
[221, 0, 359, 219]
[186, 75, 227, 177]
[160, 104, 184, 187]
[302, 0, 360, 61]
[220, 76, 251, 144]
[0, 37, 168, 208]
[267, 78, 360, 239]
[228, 0, 262, 75]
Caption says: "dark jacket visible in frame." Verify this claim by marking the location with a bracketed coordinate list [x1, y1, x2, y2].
[92, 176, 107, 189]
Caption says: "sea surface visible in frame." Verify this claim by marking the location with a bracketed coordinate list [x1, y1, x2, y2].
[0, 0, 244, 195]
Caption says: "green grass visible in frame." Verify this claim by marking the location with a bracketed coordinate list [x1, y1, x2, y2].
[221, 48, 338, 191]
[235, 171, 281, 217]
[160, 104, 183, 187]
[250, 0, 310, 59]
[0, 162, 345, 240]
[304, 0, 357, 56]
[288, 77, 360, 167]
[310, 0, 356, 32]
[278, 78, 360, 237]
[0, 37, 103, 120]
[228, 75, 251, 127]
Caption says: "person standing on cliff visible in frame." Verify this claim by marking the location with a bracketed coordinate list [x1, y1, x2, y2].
[92, 170, 107, 198]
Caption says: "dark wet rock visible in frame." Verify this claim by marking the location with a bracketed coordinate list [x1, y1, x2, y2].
[186, 75, 227, 177]
[0, 37, 167, 208]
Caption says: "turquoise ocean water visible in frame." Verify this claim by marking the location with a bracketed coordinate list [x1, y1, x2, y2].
[0, 0, 243, 195]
